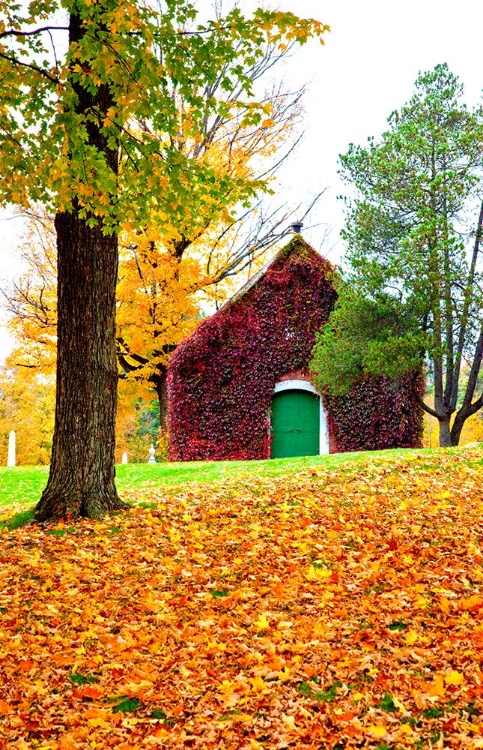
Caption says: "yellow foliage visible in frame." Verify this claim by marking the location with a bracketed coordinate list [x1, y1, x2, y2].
[0, 366, 55, 465]
[459, 412, 483, 444]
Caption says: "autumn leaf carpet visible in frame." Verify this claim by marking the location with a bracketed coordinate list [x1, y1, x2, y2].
[1, 448, 483, 748]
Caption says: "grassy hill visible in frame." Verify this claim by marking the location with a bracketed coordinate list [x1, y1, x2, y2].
[1, 446, 483, 748]
[0, 445, 474, 513]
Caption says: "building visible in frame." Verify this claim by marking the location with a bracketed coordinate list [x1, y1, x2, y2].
[168, 236, 422, 461]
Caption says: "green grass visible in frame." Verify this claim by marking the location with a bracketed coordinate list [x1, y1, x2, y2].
[0, 465, 49, 508]
[114, 445, 447, 494]
[0, 445, 478, 520]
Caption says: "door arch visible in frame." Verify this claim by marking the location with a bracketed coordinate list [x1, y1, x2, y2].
[270, 380, 329, 458]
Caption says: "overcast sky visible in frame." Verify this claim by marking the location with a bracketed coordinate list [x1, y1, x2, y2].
[1, 0, 483, 361]
[273, 0, 483, 254]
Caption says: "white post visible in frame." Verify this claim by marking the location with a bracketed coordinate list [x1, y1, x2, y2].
[148, 444, 156, 464]
[7, 430, 15, 467]
[121, 452, 128, 464]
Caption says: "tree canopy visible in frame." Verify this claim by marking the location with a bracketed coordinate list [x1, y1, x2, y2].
[310, 64, 483, 447]
[0, 0, 327, 227]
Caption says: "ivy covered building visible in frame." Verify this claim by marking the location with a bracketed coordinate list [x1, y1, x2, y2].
[167, 236, 423, 461]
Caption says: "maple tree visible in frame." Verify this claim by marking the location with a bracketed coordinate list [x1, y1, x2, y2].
[0, 0, 328, 519]
[1, 446, 483, 746]
[311, 64, 483, 448]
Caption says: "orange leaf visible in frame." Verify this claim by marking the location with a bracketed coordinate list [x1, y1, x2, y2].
[439, 596, 451, 613]
[427, 675, 445, 697]
[18, 660, 35, 670]
[53, 654, 72, 667]
[272, 581, 284, 597]
[459, 595, 483, 611]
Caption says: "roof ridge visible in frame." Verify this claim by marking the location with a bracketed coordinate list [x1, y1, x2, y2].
[220, 235, 321, 310]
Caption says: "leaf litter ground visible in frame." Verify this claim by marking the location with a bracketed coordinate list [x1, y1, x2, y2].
[2, 448, 483, 748]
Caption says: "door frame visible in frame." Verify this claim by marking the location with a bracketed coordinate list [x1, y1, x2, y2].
[272, 379, 329, 455]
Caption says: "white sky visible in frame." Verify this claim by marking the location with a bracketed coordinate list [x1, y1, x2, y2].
[1, 0, 483, 361]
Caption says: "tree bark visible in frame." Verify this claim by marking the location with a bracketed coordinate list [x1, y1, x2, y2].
[34, 8, 126, 521]
[450, 412, 465, 447]
[34, 210, 126, 520]
[438, 416, 452, 447]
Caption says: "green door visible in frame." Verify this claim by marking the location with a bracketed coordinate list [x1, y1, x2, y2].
[271, 390, 320, 458]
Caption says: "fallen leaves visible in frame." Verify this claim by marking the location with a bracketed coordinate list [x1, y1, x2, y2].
[1, 447, 483, 748]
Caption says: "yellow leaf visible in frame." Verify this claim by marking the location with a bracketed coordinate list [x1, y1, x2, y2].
[281, 714, 296, 731]
[278, 666, 291, 682]
[88, 717, 111, 728]
[367, 724, 388, 738]
[405, 629, 418, 645]
[400, 723, 414, 735]
[255, 614, 270, 630]
[250, 676, 269, 693]
[306, 564, 331, 581]
[445, 670, 464, 686]
[392, 695, 407, 712]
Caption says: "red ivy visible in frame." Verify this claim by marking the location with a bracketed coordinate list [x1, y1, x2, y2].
[168, 237, 423, 461]
[326, 374, 424, 453]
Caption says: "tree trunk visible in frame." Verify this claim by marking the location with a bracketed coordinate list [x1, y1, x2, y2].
[151, 366, 169, 432]
[34, 211, 127, 521]
[438, 416, 452, 447]
[34, 7, 126, 521]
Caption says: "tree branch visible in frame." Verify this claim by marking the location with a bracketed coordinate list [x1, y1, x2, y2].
[0, 26, 68, 39]
[0, 51, 59, 84]
[411, 388, 442, 419]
